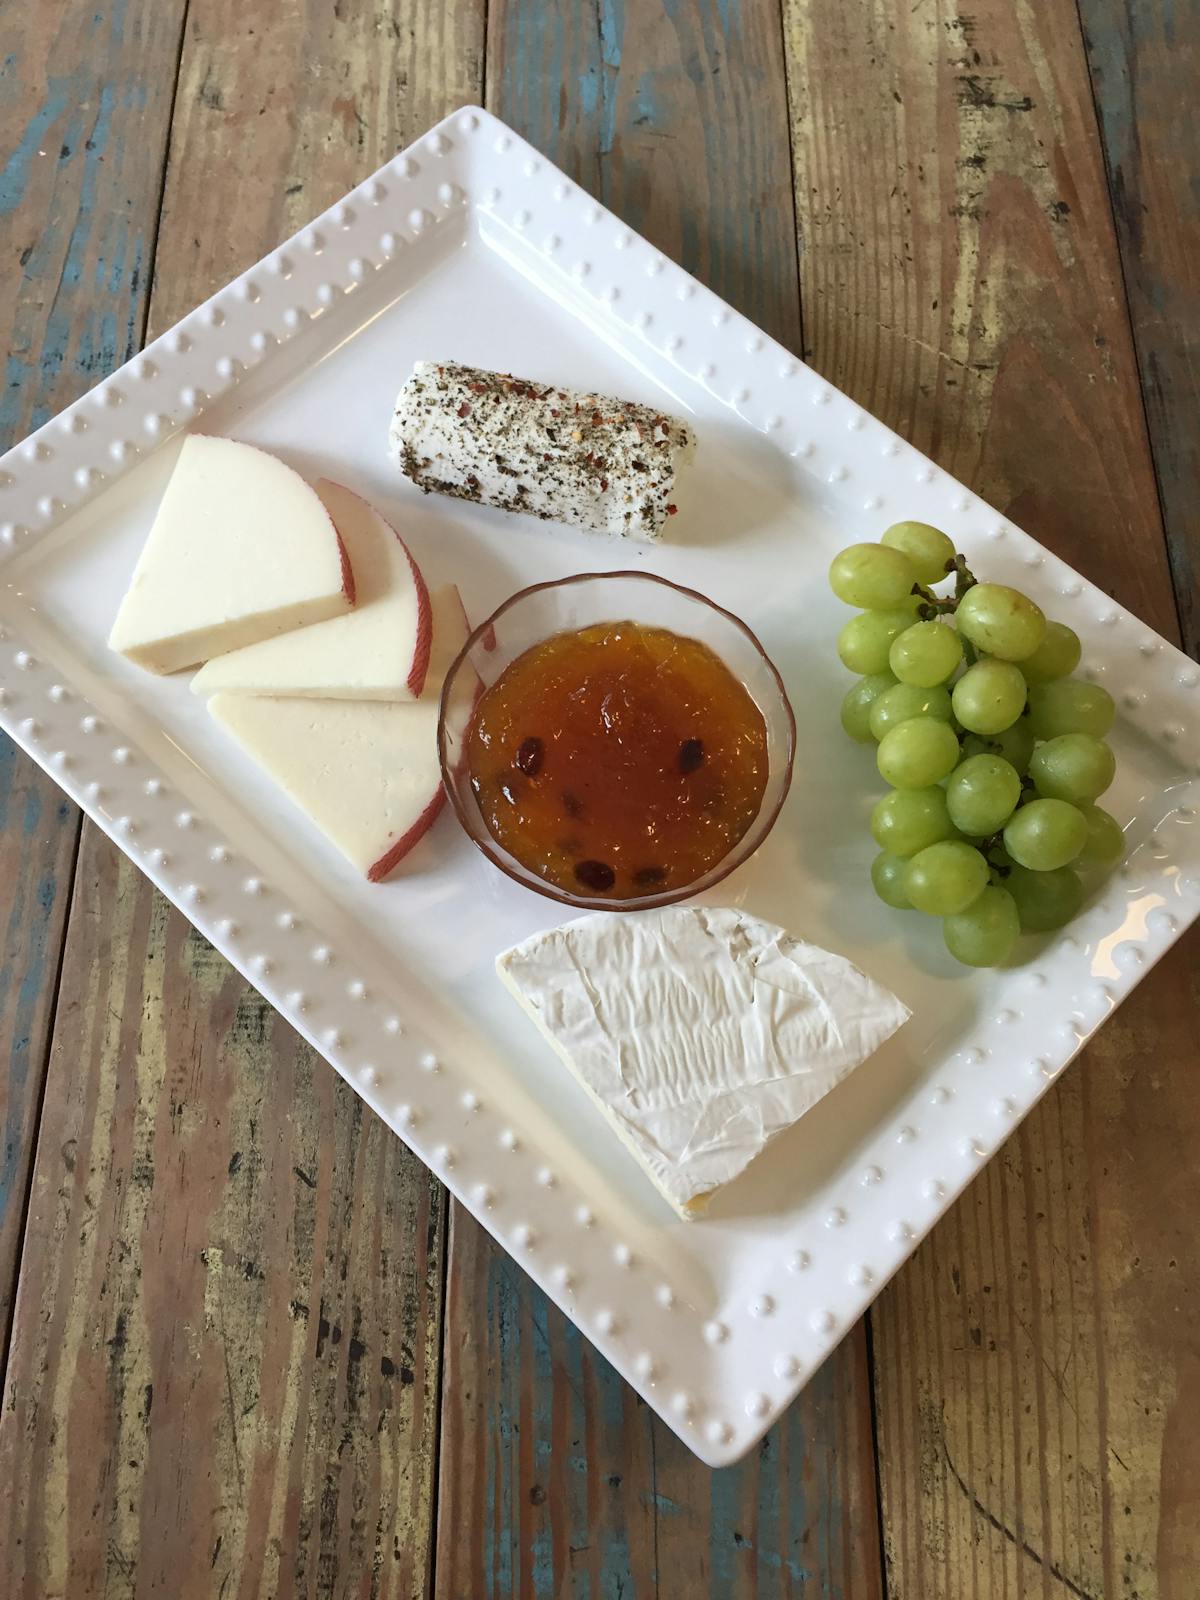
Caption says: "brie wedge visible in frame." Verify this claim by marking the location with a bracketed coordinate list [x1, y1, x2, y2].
[209, 585, 475, 880]
[109, 436, 354, 673]
[190, 480, 432, 700]
[496, 907, 910, 1218]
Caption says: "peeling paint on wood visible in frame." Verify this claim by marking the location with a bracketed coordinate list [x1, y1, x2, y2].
[2, 0, 1198, 1593]
[434, 3, 883, 1595]
[0, 0, 186, 1364]
[782, 1, 1200, 1595]
[436, 1208, 882, 1599]
[1078, 0, 1199, 655]
[0, 842, 447, 1595]
[0, 0, 485, 1592]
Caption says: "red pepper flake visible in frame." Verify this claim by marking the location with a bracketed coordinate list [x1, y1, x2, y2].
[591, 410, 602, 426]
[599, 477, 609, 491]
[550, 408, 560, 418]
[457, 402, 471, 418]
[469, 381, 487, 392]
[667, 503, 678, 515]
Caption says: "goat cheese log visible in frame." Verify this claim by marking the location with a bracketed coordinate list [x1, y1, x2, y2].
[388, 361, 695, 540]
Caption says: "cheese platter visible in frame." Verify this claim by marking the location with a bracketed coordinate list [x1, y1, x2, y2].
[0, 106, 1196, 1465]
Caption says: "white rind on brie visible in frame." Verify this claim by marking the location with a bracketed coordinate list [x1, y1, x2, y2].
[496, 907, 910, 1219]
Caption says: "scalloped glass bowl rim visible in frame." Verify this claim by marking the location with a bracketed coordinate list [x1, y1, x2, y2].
[436, 569, 798, 912]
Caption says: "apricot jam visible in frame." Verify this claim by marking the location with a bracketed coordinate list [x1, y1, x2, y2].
[467, 621, 768, 898]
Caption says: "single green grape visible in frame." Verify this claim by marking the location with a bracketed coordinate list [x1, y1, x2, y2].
[840, 672, 898, 742]
[1078, 804, 1126, 866]
[1003, 797, 1087, 871]
[961, 720, 1036, 775]
[1019, 620, 1081, 684]
[871, 851, 914, 909]
[880, 521, 957, 585]
[904, 839, 990, 915]
[1026, 678, 1116, 739]
[837, 607, 921, 675]
[877, 717, 962, 788]
[871, 786, 958, 856]
[889, 620, 964, 688]
[1005, 863, 1085, 931]
[951, 659, 1028, 735]
[946, 754, 1022, 836]
[868, 682, 955, 740]
[829, 543, 918, 609]
[943, 885, 1020, 967]
[1029, 734, 1115, 804]
[955, 582, 1047, 661]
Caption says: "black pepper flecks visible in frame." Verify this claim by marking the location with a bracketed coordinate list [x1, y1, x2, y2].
[388, 360, 696, 540]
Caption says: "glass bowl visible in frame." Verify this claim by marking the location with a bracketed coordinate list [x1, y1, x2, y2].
[438, 571, 796, 912]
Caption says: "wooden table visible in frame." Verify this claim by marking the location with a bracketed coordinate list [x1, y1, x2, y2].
[1, 2, 1196, 1594]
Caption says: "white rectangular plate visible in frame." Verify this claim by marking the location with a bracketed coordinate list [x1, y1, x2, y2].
[1, 108, 1196, 1466]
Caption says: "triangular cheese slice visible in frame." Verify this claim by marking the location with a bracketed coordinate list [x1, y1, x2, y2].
[209, 586, 475, 880]
[190, 481, 431, 700]
[496, 907, 910, 1218]
[109, 436, 354, 674]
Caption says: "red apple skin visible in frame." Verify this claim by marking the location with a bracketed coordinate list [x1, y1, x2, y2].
[367, 591, 483, 883]
[334, 528, 357, 607]
[404, 547, 432, 696]
[317, 478, 433, 696]
[367, 787, 446, 882]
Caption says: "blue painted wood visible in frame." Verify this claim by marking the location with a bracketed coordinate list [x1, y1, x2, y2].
[0, 0, 187, 1354]
[437, 14, 883, 1592]
[439, 1212, 882, 1597]
[484, 0, 804, 353]
[1078, 0, 1200, 656]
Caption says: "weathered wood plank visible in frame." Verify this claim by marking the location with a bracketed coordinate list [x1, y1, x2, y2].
[1079, 0, 1199, 655]
[437, 1209, 881, 1599]
[0, 1, 484, 1592]
[0, 836, 447, 1597]
[782, 0, 1200, 1594]
[0, 0, 186, 1361]
[435, 4, 884, 1595]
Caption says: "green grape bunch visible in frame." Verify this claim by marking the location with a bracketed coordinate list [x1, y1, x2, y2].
[831, 522, 1124, 968]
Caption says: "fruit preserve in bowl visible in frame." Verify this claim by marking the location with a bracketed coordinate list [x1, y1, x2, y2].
[438, 572, 796, 911]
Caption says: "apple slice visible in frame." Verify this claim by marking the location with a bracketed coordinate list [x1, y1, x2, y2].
[190, 481, 432, 700]
[109, 436, 355, 674]
[209, 586, 477, 880]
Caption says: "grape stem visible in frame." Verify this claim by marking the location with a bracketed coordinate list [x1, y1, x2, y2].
[911, 554, 978, 619]
[912, 554, 980, 660]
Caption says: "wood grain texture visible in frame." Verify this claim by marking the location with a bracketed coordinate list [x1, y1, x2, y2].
[485, 0, 804, 350]
[436, 1208, 882, 1600]
[435, 4, 883, 1595]
[783, 0, 1200, 1594]
[0, 1, 485, 1592]
[153, 0, 484, 328]
[1079, 0, 1200, 654]
[0, 0, 186, 1360]
[0, 836, 446, 1598]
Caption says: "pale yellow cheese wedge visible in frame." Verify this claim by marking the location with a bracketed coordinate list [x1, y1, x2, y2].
[189, 481, 431, 701]
[109, 435, 354, 674]
[209, 586, 475, 880]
